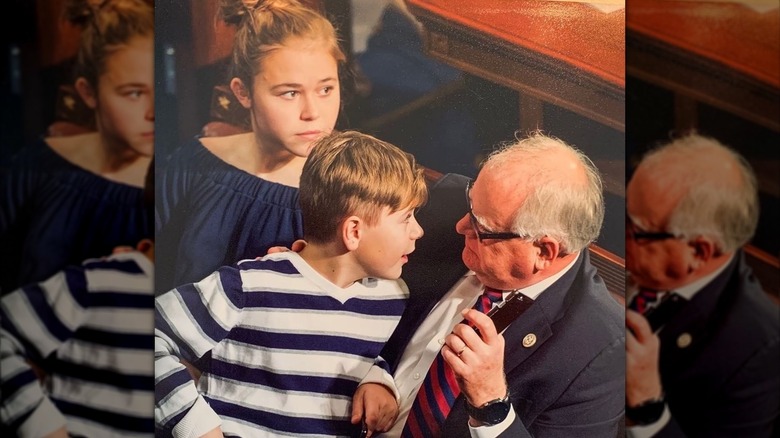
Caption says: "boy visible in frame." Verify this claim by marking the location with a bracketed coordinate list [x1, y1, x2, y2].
[154, 131, 428, 437]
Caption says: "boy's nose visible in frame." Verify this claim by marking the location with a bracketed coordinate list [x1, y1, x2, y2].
[411, 217, 424, 240]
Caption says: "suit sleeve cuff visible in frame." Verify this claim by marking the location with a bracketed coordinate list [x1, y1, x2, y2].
[468, 405, 516, 438]
[172, 397, 222, 438]
[627, 404, 671, 438]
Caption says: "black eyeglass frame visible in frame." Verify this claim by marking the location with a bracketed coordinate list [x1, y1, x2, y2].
[626, 214, 680, 242]
[466, 180, 527, 242]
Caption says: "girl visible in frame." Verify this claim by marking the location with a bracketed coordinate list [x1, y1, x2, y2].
[0, 0, 154, 294]
[155, 0, 346, 293]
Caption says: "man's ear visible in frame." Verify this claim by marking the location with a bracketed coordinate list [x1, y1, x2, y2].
[688, 236, 717, 270]
[533, 236, 560, 272]
[230, 77, 252, 109]
[341, 215, 363, 251]
[75, 77, 97, 109]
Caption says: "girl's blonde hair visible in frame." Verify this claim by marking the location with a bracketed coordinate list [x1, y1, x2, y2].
[220, 0, 346, 90]
[65, 0, 154, 88]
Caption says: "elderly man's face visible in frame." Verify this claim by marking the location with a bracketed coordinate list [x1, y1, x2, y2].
[455, 171, 541, 290]
[625, 172, 695, 291]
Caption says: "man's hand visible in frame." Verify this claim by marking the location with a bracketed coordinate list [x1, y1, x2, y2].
[265, 239, 308, 256]
[626, 309, 663, 407]
[443, 309, 507, 407]
[351, 383, 398, 437]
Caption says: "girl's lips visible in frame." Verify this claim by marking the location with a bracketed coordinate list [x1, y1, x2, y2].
[297, 131, 322, 140]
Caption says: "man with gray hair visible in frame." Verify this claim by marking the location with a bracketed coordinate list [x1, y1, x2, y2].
[354, 133, 624, 437]
[625, 134, 779, 437]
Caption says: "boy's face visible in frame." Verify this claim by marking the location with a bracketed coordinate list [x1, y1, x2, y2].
[354, 207, 424, 280]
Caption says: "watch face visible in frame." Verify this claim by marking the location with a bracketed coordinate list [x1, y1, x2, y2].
[468, 397, 511, 425]
[483, 401, 511, 424]
[626, 400, 665, 425]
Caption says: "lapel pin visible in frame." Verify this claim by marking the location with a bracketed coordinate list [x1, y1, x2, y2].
[522, 333, 537, 348]
[677, 333, 692, 349]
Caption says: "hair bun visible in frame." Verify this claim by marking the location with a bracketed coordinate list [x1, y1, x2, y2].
[220, 0, 301, 26]
[64, 0, 100, 27]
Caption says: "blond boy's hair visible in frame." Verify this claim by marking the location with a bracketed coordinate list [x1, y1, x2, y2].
[300, 131, 428, 243]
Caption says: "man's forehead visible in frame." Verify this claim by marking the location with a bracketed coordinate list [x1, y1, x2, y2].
[627, 174, 682, 229]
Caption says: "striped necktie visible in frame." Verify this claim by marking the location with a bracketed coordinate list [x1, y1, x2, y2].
[628, 288, 665, 314]
[401, 287, 504, 437]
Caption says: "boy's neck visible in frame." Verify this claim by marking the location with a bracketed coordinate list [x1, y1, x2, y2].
[298, 242, 366, 289]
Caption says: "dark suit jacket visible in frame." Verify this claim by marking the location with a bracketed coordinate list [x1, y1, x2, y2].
[653, 252, 780, 437]
[388, 173, 625, 437]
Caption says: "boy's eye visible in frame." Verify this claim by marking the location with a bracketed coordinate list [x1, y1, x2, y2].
[280, 90, 299, 99]
[125, 90, 143, 99]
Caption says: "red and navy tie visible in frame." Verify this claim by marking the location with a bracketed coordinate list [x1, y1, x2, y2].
[628, 288, 664, 314]
[401, 287, 504, 437]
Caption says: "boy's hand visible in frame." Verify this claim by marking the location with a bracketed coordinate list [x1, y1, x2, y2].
[199, 427, 224, 438]
[352, 383, 398, 437]
[43, 427, 69, 438]
[265, 239, 308, 256]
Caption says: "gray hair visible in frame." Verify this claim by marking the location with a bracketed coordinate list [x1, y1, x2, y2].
[484, 133, 605, 254]
[640, 134, 759, 252]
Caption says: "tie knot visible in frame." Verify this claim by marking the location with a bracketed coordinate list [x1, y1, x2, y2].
[476, 287, 504, 313]
[639, 287, 662, 299]
[629, 288, 668, 314]
[483, 287, 504, 303]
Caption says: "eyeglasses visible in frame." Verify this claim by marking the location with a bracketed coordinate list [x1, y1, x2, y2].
[466, 180, 527, 242]
[626, 214, 679, 242]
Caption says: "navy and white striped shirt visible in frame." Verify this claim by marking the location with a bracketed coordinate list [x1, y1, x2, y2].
[1, 251, 154, 437]
[155, 251, 408, 437]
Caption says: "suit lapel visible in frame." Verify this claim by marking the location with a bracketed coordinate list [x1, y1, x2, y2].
[658, 254, 741, 388]
[503, 252, 585, 373]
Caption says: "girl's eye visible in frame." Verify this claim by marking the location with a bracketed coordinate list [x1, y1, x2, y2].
[319, 86, 334, 96]
[280, 90, 298, 99]
[126, 90, 143, 99]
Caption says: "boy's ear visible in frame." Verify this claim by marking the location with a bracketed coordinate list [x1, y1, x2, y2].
[75, 77, 97, 109]
[230, 78, 252, 109]
[341, 215, 363, 251]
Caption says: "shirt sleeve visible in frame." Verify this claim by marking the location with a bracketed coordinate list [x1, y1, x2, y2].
[361, 361, 401, 404]
[154, 265, 247, 437]
[0, 266, 92, 434]
[627, 405, 671, 438]
[469, 407, 518, 438]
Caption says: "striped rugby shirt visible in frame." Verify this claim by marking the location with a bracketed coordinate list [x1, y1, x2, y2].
[1, 251, 154, 437]
[155, 251, 408, 437]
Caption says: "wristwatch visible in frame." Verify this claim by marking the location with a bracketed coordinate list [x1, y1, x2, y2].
[465, 392, 512, 425]
[626, 396, 666, 425]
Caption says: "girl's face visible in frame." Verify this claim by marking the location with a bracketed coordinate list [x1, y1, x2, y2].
[239, 38, 340, 156]
[89, 35, 155, 157]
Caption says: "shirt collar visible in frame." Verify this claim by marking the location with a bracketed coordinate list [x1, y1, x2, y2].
[673, 253, 735, 301]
